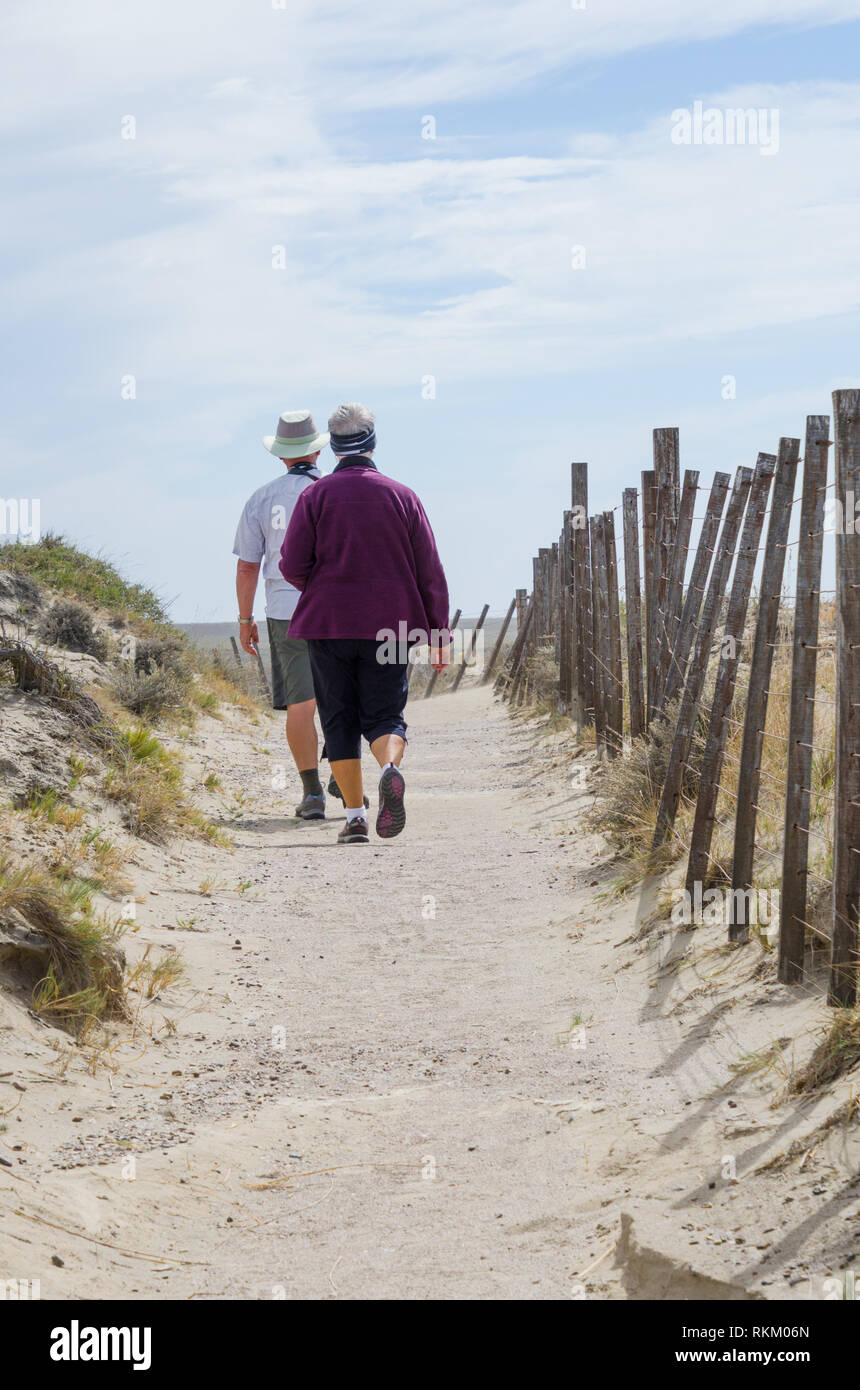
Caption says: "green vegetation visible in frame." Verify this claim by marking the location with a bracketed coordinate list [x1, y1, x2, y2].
[0, 533, 168, 624]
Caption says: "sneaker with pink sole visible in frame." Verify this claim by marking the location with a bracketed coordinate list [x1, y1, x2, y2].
[376, 765, 406, 840]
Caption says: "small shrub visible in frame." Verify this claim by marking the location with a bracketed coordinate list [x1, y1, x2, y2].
[0, 569, 43, 617]
[133, 631, 191, 680]
[39, 601, 108, 661]
[110, 661, 189, 719]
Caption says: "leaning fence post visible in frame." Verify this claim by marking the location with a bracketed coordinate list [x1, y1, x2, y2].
[507, 595, 535, 706]
[829, 389, 860, 1007]
[451, 603, 489, 693]
[571, 463, 591, 726]
[641, 469, 657, 725]
[659, 472, 730, 715]
[483, 596, 517, 686]
[653, 466, 753, 850]
[684, 453, 776, 902]
[604, 508, 624, 757]
[729, 437, 800, 941]
[779, 418, 830, 982]
[622, 487, 645, 740]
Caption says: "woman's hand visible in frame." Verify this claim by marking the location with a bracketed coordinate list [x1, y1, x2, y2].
[429, 645, 451, 673]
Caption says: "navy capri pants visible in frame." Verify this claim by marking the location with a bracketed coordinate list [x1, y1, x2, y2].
[307, 638, 409, 762]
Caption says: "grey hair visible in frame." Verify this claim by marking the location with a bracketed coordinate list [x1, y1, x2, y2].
[328, 402, 375, 443]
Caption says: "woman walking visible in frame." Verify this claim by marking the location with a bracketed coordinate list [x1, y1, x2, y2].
[279, 403, 450, 844]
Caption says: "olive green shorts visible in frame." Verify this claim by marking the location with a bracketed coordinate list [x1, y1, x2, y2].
[266, 617, 316, 710]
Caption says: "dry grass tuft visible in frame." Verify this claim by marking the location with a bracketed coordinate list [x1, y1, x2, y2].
[787, 1009, 860, 1095]
[0, 854, 127, 1030]
[126, 944, 185, 998]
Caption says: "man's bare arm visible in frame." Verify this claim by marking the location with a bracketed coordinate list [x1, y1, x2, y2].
[236, 559, 261, 655]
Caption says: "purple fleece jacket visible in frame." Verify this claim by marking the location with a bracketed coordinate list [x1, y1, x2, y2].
[279, 460, 450, 643]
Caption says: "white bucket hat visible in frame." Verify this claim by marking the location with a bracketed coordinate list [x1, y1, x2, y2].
[263, 409, 330, 458]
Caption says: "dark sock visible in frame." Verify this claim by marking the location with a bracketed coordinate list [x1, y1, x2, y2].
[299, 768, 323, 797]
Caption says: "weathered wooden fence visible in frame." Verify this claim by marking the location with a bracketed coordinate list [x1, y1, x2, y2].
[494, 390, 860, 1008]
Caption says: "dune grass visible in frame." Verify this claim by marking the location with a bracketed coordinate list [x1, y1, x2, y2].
[0, 533, 168, 624]
[0, 854, 127, 1031]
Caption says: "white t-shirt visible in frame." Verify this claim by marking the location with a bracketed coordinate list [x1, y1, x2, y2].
[232, 467, 321, 620]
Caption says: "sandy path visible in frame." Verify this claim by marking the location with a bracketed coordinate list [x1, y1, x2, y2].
[200, 682, 619, 1299]
[6, 684, 858, 1300]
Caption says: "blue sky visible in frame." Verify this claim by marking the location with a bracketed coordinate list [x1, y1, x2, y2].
[3, 0, 860, 619]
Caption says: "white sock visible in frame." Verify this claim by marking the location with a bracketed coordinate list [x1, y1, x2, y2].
[345, 805, 366, 823]
[382, 761, 398, 774]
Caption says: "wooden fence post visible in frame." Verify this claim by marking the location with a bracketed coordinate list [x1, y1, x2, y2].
[483, 596, 517, 686]
[684, 453, 776, 901]
[829, 389, 860, 1007]
[549, 542, 560, 666]
[424, 607, 461, 699]
[650, 428, 680, 721]
[604, 509, 624, 756]
[536, 551, 551, 645]
[571, 463, 591, 727]
[652, 466, 753, 850]
[590, 516, 607, 748]
[507, 596, 534, 706]
[558, 513, 570, 707]
[622, 487, 645, 740]
[515, 589, 527, 631]
[641, 469, 657, 724]
[451, 603, 489, 693]
[779, 417, 830, 982]
[499, 598, 526, 695]
[654, 469, 699, 713]
[659, 472, 731, 714]
[729, 437, 801, 941]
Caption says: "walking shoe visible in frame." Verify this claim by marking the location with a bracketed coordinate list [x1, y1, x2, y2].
[327, 775, 369, 810]
[376, 765, 406, 840]
[295, 792, 326, 820]
[338, 816, 369, 845]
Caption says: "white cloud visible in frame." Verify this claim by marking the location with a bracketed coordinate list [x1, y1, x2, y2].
[10, 79, 860, 414]
[5, 0, 860, 127]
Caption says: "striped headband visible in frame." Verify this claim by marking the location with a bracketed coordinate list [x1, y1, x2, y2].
[330, 427, 376, 456]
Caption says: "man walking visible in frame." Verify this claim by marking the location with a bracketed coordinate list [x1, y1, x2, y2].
[233, 409, 329, 820]
[279, 403, 450, 844]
